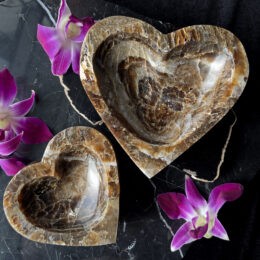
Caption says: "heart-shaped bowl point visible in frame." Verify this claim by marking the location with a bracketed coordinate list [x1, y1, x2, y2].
[80, 16, 249, 178]
[3, 127, 119, 246]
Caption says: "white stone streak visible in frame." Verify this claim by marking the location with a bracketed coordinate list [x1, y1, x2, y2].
[35, 0, 56, 26]
[200, 53, 228, 93]
[184, 110, 237, 183]
[77, 157, 100, 217]
[87, 157, 100, 193]
[72, 156, 101, 220]
[59, 76, 103, 126]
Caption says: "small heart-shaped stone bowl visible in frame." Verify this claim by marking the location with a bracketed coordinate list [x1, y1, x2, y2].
[80, 16, 249, 178]
[3, 127, 119, 246]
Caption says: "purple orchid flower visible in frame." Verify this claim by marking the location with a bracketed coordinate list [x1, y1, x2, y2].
[0, 68, 53, 175]
[37, 0, 95, 75]
[0, 131, 25, 176]
[157, 176, 243, 252]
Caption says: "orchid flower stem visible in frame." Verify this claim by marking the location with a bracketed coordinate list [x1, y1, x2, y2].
[149, 178, 184, 258]
[59, 76, 103, 126]
[35, 0, 56, 26]
[185, 109, 237, 183]
[168, 110, 237, 183]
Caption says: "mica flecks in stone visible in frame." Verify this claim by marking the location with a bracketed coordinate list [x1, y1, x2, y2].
[80, 16, 249, 178]
[3, 127, 119, 246]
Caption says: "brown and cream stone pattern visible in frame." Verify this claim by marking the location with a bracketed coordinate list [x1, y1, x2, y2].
[3, 127, 119, 246]
[80, 16, 249, 178]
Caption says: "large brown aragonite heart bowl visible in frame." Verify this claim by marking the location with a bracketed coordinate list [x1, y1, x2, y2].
[3, 127, 119, 246]
[80, 16, 249, 178]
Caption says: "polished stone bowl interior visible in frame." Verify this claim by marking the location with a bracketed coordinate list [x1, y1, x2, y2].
[18, 150, 107, 232]
[93, 33, 235, 145]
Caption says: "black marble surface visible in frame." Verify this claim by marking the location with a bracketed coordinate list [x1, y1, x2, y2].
[0, 0, 259, 259]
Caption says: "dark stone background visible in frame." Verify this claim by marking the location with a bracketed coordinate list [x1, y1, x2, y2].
[0, 0, 259, 259]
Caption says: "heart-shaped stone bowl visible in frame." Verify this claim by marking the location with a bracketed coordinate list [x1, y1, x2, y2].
[80, 16, 249, 178]
[3, 127, 119, 246]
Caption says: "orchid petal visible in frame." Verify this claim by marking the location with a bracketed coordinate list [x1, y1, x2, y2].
[15, 117, 53, 144]
[37, 25, 62, 60]
[0, 157, 25, 176]
[0, 68, 17, 106]
[79, 16, 95, 40]
[170, 222, 196, 252]
[4, 129, 15, 140]
[57, 0, 71, 30]
[0, 129, 17, 142]
[157, 192, 197, 221]
[0, 130, 13, 141]
[209, 183, 243, 215]
[0, 130, 4, 141]
[210, 218, 229, 241]
[68, 16, 95, 42]
[190, 216, 208, 239]
[51, 47, 72, 75]
[10, 91, 35, 117]
[71, 44, 81, 74]
[65, 16, 82, 39]
[0, 132, 23, 156]
[185, 176, 207, 212]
